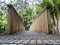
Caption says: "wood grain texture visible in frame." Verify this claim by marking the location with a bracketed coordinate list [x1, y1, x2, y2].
[29, 7, 49, 34]
[6, 4, 25, 34]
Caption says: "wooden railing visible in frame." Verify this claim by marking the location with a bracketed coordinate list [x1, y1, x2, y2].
[29, 7, 50, 34]
[6, 4, 25, 34]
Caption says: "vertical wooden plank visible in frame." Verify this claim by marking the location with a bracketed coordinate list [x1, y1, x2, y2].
[6, 7, 13, 34]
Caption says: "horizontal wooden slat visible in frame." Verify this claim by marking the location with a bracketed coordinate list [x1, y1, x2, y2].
[29, 40, 36, 45]
[0, 31, 60, 45]
[21, 40, 30, 44]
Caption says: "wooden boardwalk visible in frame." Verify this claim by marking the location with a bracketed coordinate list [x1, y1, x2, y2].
[0, 31, 60, 45]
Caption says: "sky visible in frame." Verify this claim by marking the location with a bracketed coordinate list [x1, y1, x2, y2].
[0, 0, 9, 3]
[0, 0, 42, 4]
[0, 0, 13, 4]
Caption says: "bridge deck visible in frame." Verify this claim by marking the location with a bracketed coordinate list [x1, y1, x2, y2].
[0, 31, 60, 45]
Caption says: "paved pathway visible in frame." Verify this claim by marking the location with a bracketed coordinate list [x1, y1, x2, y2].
[0, 31, 60, 45]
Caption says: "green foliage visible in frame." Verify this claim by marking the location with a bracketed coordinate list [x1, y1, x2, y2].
[0, 14, 7, 33]
[40, 0, 52, 8]
[21, 5, 40, 30]
[0, 6, 7, 34]
[36, 4, 42, 15]
[22, 7, 33, 30]
[55, 0, 60, 10]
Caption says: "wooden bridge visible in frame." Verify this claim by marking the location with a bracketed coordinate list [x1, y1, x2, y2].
[0, 4, 60, 45]
[6, 4, 50, 34]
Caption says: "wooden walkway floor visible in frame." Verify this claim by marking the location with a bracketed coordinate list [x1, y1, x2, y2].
[0, 31, 60, 45]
